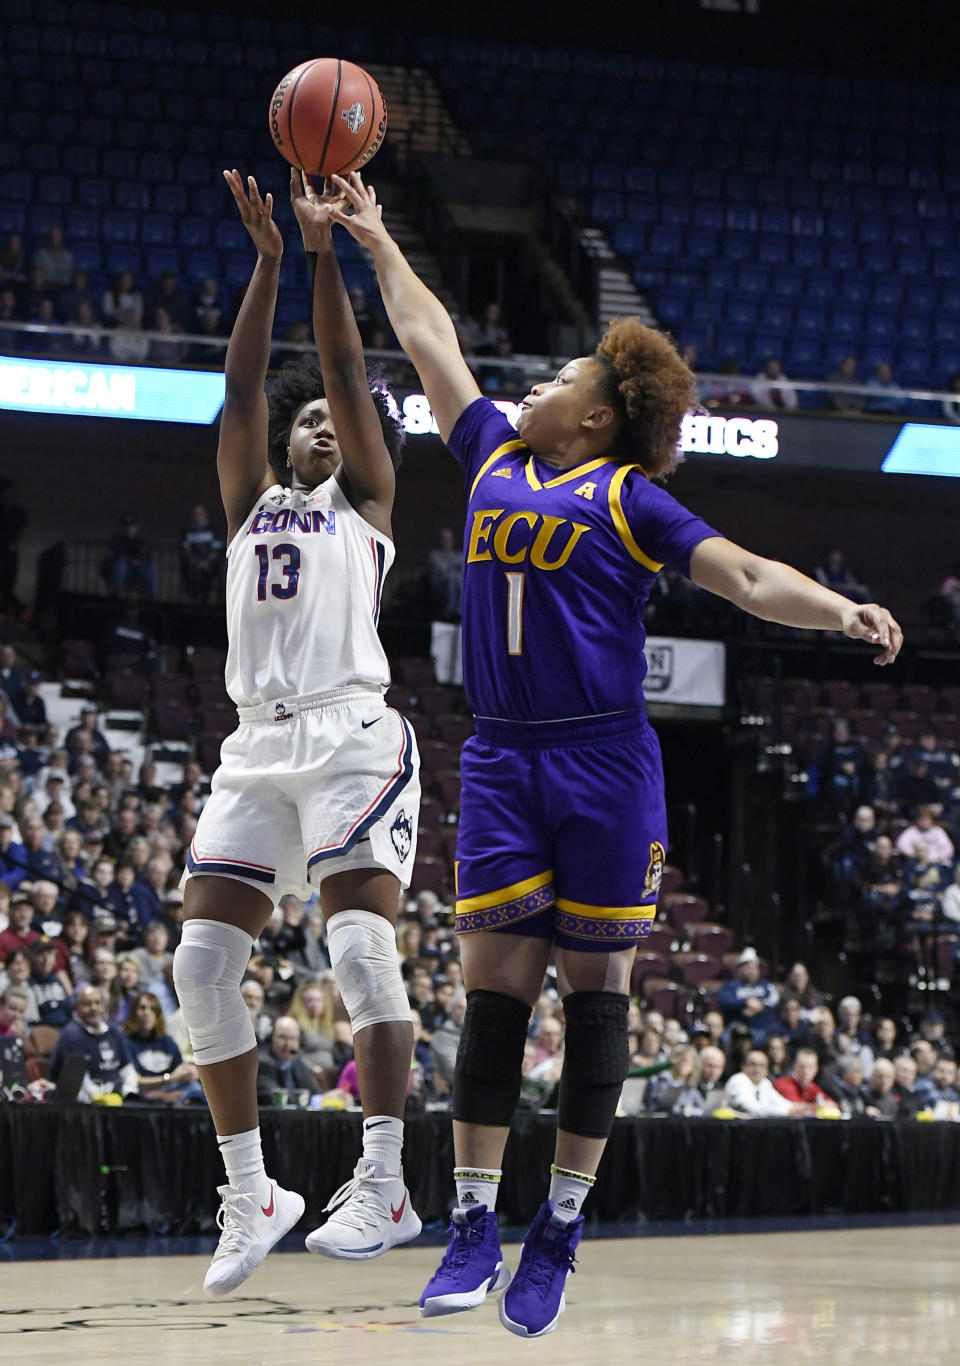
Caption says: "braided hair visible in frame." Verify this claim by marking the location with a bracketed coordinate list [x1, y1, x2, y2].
[265, 354, 405, 485]
[593, 319, 696, 477]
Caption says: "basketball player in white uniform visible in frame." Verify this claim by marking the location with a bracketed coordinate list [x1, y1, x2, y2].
[172, 169, 421, 1298]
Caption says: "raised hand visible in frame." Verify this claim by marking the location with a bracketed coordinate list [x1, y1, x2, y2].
[289, 168, 344, 250]
[326, 171, 387, 247]
[223, 169, 283, 259]
[841, 602, 903, 666]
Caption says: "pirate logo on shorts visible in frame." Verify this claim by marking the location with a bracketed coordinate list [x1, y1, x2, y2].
[390, 810, 412, 862]
[642, 841, 665, 900]
[341, 102, 366, 134]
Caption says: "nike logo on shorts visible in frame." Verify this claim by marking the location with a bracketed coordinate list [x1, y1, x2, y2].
[361, 717, 382, 729]
[391, 1194, 407, 1223]
[261, 1183, 275, 1217]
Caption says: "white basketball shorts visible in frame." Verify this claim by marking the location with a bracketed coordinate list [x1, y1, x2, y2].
[182, 685, 420, 907]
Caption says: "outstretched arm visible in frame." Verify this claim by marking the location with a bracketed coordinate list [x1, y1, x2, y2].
[689, 537, 902, 665]
[217, 170, 282, 540]
[328, 172, 481, 444]
[289, 170, 395, 534]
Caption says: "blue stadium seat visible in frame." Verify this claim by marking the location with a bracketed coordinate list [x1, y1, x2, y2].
[785, 337, 823, 376]
[115, 182, 149, 212]
[144, 248, 181, 278]
[0, 171, 32, 203]
[821, 184, 854, 211]
[897, 247, 929, 275]
[923, 222, 953, 250]
[870, 277, 902, 309]
[934, 317, 960, 344]
[788, 181, 820, 209]
[724, 231, 756, 262]
[725, 204, 757, 232]
[650, 225, 684, 256]
[897, 348, 933, 385]
[660, 200, 690, 228]
[658, 169, 690, 197]
[759, 299, 794, 331]
[141, 215, 175, 247]
[736, 265, 769, 295]
[102, 149, 138, 179]
[863, 311, 897, 343]
[757, 234, 790, 265]
[753, 331, 786, 363]
[877, 162, 907, 187]
[771, 267, 805, 297]
[725, 297, 759, 328]
[827, 242, 860, 271]
[654, 288, 689, 325]
[900, 312, 931, 343]
[178, 218, 212, 248]
[590, 191, 623, 225]
[224, 251, 254, 285]
[791, 239, 823, 268]
[184, 249, 219, 281]
[940, 285, 960, 316]
[933, 251, 960, 279]
[624, 166, 657, 194]
[858, 215, 889, 244]
[214, 219, 252, 252]
[103, 244, 142, 276]
[890, 217, 922, 248]
[179, 156, 212, 187]
[796, 303, 829, 335]
[71, 244, 103, 275]
[625, 195, 658, 225]
[758, 207, 791, 235]
[830, 307, 863, 338]
[25, 205, 63, 235]
[154, 184, 188, 215]
[37, 174, 71, 204]
[838, 274, 872, 306]
[0, 205, 25, 234]
[66, 207, 101, 240]
[909, 164, 940, 190]
[863, 244, 896, 273]
[141, 152, 175, 183]
[713, 326, 750, 363]
[824, 211, 856, 240]
[591, 163, 622, 190]
[903, 277, 938, 311]
[102, 211, 139, 243]
[26, 142, 60, 173]
[705, 263, 736, 292]
[687, 170, 724, 200]
[686, 229, 718, 260]
[791, 209, 823, 236]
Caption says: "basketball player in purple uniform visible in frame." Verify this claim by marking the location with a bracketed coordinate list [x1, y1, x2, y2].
[329, 170, 902, 1338]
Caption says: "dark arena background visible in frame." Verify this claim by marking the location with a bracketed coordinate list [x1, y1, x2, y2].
[2, 1, 960, 1360]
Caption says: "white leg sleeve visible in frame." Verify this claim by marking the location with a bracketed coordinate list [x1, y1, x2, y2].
[327, 909, 411, 1034]
[171, 919, 257, 1066]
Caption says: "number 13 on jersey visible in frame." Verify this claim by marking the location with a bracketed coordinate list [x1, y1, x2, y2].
[254, 542, 300, 600]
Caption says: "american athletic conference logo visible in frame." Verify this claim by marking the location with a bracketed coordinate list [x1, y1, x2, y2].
[341, 102, 366, 134]
[390, 810, 412, 862]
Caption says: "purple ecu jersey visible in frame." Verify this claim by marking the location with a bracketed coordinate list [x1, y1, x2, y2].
[446, 398, 721, 951]
[448, 398, 719, 723]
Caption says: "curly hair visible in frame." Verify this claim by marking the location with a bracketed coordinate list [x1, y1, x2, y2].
[594, 318, 697, 478]
[265, 354, 405, 484]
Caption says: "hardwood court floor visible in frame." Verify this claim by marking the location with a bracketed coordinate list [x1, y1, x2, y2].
[1, 1226, 958, 1364]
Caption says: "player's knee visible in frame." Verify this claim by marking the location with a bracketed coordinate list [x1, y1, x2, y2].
[558, 990, 630, 1139]
[172, 919, 256, 1066]
[452, 989, 531, 1126]
[327, 909, 410, 1033]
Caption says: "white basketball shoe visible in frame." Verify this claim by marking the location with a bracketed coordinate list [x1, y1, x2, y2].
[203, 1181, 305, 1298]
[305, 1158, 422, 1260]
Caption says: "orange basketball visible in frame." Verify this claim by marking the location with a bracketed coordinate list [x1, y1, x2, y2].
[268, 58, 387, 178]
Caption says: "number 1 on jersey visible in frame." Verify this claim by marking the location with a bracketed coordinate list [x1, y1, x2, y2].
[505, 570, 525, 655]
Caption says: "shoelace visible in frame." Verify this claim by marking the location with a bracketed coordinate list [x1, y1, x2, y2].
[438, 1216, 484, 1272]
[211, 1190, 259, 1262]
[323, 1162, 391, 1233]
[515, 1224, 578, 1296]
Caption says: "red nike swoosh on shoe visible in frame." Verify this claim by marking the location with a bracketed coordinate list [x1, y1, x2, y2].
[390, 1194, 407, 1223]
[261, 1184, 275, 1218]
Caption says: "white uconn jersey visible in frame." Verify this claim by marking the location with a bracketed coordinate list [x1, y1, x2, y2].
[224, 477, 392, 708]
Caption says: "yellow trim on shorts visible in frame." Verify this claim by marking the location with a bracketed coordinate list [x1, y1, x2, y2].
[555, 897, 658, 922]
[456, 869, 554, 913]
[607, 463, 663, 572]
[468, 439, 527, 499]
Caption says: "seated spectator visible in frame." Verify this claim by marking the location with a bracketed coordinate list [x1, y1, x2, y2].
[0, 947, 39, 1024]
[0, 815, 27, 889]
[108, 304, 149, 363]
[723, 1048, 811, 1117]
[16, 672, 47, 730]
[419, 978, 456, 1036]
[814, 549, 869, 603]
[632, 1021, 667, 1069]
[144, 270, 189, 331]
[929, 1055, 960, 1108]
[779, 961, 822, 1019]
[865, 360, 907, 414]
[910, 1039, 940, 1105]
[861, 753, 898, 820]
[427, 527, 463, 622]
[108, 955, 142, 1026]
[47, 984, 139, 1099]
[872, 1016, 900, 1063]
[694, 1045, 729, 1114]
[916, 1010, 950, 1055]
[124, 990, 199, 1101]
[32, 226, 74, 292]
[825, 355, 864, 413]
[703, 356, 754, 408]
[0, 232, 26, 286]
[101, 515, 157, 598]
[129, 920, 172, 989]
[807, 1006, 843, 1081]
[241, 977, 274, 1044]
[288, 979, 338, 1086]
[193, 277, 224, 339]
[858, 835, 905, 918]
[863, 1056, 898, 1118]
[101, 269, 143, 328]
[59, 909, 92, 988]
[644, 1043, 703, 1114]
[255, 1015, 321, 1105]
[773, 1047, 835, 1109]
[28, 936, 72, 1027]
[895, 758, 942, 817]
[716, 947, 780, 1041]
[60, 269, 98, 324]
[147, 306, 189, 365]
[473, 301, 509, 357]
[750, 356, 798, 409]
[765, 1031, 791, 1080]
[896, 805, 955, 866]
[0, 986, 29, 1093]
[827, 1056, 868, 1115]
[19, 819, 61, 884]
[892, 1054, 925, 1118]
[179, 504, 223, 603]
[431, 992, 467, 1094]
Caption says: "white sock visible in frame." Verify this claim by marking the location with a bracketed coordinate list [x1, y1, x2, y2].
[217, 1128, 269, 1201]
[362, 1114, 404, 1177]
[548, 1163, 594, 1223]
[454, 1165, 501, 1214]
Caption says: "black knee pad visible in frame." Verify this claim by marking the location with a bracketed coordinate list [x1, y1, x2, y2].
[558, 991, 630, 1139]
[452, 989, 531, 1127]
